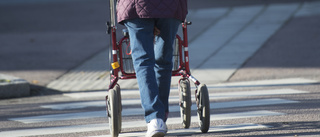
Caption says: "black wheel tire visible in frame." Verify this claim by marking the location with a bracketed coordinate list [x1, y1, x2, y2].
[197, 84, 210, 133]
[114, 85, 122, 133]
[179, 80, 192, 128]
[108, 86, 120, 137]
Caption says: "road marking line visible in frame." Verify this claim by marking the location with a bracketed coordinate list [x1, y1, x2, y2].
[90, 123, 271, 137]
[62, 89, 139, 99]
[208, 78, 319, 88]
[42, 96, 297, 111]
[3, 111, 281, 137]
[49, 88, 307, 110]
[16, 98, 294, 123]
[62, 80, 310, 99]
[212, 89, 308, 100]
[123, 99, 296, 116]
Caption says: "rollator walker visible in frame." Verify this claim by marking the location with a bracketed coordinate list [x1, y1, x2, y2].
[106, 0, 210, 136]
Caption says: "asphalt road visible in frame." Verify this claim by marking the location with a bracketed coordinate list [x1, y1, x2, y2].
[1, 0, 320, 137]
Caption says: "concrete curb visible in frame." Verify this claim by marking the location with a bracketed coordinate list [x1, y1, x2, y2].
[0, 73, 30, 99]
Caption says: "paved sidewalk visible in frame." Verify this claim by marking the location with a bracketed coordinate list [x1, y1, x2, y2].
[46, 1, 320, 91]
[1, 0, 320, 95]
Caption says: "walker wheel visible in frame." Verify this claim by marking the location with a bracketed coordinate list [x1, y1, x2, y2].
[196, 84, 210, 133]
[179, 80, 192, 128]
[107, 84, 122, 137]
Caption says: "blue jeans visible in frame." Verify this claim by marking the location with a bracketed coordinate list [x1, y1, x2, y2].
[124, 18, 180, 123]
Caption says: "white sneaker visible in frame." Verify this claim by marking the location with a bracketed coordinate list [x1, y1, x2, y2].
[146, 118, 167, 137]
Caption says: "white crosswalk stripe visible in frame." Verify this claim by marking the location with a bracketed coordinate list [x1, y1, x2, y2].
[2, 1, 319, 136]
[2, 111, 282, 137]
[10, 98, 297, 123]
[44, 88, 304, 110]
[4, 86, 307, 136]
[60, 78, 312, 100]
[92, 123, 271, 137]
[47, 98, 297, 113]
[2, 87, 310, 136]
[4, 79, 312, 136]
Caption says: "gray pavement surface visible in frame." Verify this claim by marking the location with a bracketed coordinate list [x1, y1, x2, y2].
[230, 13, 320, 82]
[1, 0, 320, 137]
[0, 0, 318, 93]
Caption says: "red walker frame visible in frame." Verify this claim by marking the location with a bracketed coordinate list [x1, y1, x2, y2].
[107, 21, 201, 91]
[106, 4, 210, 134]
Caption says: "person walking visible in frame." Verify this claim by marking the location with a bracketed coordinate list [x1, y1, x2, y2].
[116, 0, 188, 136]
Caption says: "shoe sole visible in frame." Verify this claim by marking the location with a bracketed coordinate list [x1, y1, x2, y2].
[151, 131, 166, 137]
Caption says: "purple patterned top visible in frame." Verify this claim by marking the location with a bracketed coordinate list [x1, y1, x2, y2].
[117, 0, 188, 23]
